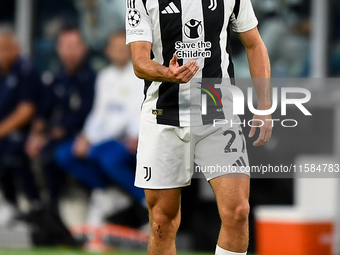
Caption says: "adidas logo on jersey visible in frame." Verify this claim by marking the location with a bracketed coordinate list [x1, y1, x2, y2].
[161, 2, 180, 14]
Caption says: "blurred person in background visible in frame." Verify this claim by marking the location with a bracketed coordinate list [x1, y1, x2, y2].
[74, 0, 125, 52]
[0, 23, 42, 225]
[26, 24, 95, 217]
[260, 0, 309, 78]
[55, 31, 147, 228]
[34, 0, 79, 72]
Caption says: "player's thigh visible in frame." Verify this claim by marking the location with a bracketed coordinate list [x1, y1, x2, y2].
[210, 175, 250, 218]
[145, 188, 182, 222]
[195, 124, 249, 179]
[136, 118, 192, 189]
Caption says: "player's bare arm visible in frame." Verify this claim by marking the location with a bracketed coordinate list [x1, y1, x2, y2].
[130, 41, 199, 83]
[238, 27, 272, 146]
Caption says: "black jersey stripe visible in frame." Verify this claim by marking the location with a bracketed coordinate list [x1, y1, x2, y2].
[142, 0, 147, 8]
[132, 0, 136, 8]
[201, 0, 225, 125]
[143, 80, 152, 103]
[143, 50, 154, 102]
[233, 0, 241, 19]
[142, 0, 149, 14]
[226, 22, 235, 85]
[156, 0, 182, 126]
[201, 0, 224, 79]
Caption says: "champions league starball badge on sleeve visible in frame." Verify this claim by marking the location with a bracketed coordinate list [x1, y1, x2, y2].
[128, 8, 141, 28]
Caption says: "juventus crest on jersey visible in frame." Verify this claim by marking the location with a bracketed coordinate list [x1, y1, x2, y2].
[126, 0, 258, 127]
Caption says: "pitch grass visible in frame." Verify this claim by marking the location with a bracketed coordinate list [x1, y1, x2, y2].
[0, 248, 256, 255]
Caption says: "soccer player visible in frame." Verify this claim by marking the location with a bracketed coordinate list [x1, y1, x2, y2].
[126, 0, 272, 255]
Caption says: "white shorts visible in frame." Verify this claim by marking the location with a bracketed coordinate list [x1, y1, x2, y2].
[135, 117, 249, 189]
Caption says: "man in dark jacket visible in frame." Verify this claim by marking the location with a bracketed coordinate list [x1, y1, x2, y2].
[26, 25, 95, 213]
[0, 23, 41, 224]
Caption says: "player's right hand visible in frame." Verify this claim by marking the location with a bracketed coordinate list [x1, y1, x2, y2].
[167, 54, 199, 83]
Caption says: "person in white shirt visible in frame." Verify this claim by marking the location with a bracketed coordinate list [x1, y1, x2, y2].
[55, 31, 145, 226]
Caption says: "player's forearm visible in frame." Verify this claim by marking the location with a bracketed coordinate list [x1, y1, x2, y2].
[133, 56, 171, 82]
[0, 102, 35, 138]
[246, 43, 271, 109]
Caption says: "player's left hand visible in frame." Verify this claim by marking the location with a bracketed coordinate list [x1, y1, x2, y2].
[248, 114, 272, 146]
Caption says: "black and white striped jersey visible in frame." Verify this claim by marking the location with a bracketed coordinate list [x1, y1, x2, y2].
[126, 0, 258, 127]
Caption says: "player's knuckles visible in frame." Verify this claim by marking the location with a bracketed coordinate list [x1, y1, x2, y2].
[259, 139, 265, 144]
[258, 137, 265, 143]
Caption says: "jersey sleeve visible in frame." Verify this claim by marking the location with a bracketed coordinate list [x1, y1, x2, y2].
[126, 0, 153, 44]
[230, 0, 258, 33]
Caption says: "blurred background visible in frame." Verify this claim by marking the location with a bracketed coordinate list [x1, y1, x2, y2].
[0, 0, 339, 254]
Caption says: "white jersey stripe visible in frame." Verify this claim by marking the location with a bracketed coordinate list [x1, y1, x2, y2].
[169, 2, 180, 13]
[179, 0, 205, 125]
